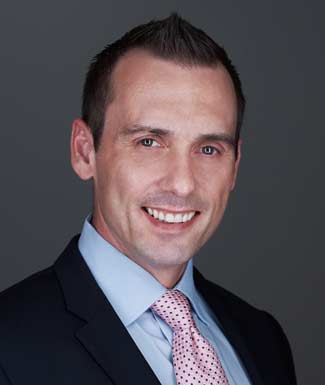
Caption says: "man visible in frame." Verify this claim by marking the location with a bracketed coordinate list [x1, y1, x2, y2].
[0, 14, 296, 385]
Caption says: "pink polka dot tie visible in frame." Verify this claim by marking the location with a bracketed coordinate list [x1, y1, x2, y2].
[151, 290, 230, 385]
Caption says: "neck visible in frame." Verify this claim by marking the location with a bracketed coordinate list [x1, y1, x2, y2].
[139, 263, 187, 289]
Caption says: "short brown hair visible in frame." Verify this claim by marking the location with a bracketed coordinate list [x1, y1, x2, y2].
[82, 13, 245, 151]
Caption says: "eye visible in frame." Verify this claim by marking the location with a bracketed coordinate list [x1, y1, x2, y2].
[201, 145, 218, 155]
[139, 138, 160, 147]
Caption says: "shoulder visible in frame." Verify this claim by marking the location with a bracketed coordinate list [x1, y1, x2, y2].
[196, 270, 289, 339]
[0, 265, 64, 331]
[195, 269, 297, 384]
[0, 235, 84, 332]
[0, 250, 85, 370]
[0, 265, 59, 306]
[0, 266, 61, 361]
[0, 235, 81, 326]
[194, 268, 262, 318]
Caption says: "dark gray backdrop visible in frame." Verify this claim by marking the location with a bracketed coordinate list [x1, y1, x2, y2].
[0, 1, 323, 384]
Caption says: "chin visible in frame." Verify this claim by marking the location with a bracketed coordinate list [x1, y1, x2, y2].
[134, 244, 195, 270]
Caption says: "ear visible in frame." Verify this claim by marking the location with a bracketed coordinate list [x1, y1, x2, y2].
[230, 138, 242, 191]
[70, 119, 96, 180]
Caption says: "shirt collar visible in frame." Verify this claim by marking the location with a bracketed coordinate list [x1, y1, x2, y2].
[175, 259, 210, 327]
[78, 216, 210, 327]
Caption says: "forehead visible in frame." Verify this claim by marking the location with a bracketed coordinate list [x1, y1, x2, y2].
[105, 50, 237, 136]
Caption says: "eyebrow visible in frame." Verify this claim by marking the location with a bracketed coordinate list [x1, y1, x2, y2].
[197, 133, 236, 148]
[120, 125, 235, 147]
[120, 125, 171, 137]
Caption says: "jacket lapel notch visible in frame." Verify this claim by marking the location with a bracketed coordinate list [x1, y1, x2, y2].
[54, 236, 160, 385]
[76, 308, 161, 385]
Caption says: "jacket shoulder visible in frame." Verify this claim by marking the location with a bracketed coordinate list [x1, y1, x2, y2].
[0, 266, 64, 325]
[197, 272, 287, 335]
[195, 270, 297, 384]
[0, 235, 81, 323]
[194, 268, 261, 316]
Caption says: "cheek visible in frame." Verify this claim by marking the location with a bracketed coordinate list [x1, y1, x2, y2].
[94, 158, 124, 209]
[197, 161, 236, 192]
[198, 167, 236, 216]
[97, 157, 158, 208]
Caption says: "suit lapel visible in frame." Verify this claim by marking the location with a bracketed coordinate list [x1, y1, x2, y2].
[194, 269, 264, 385]
[54, 236, 160, 385]
[54, 236, 266, 385]
[75, 308, 161, 385]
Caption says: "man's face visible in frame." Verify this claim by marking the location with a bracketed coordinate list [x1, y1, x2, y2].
[90, 50, 240, 273]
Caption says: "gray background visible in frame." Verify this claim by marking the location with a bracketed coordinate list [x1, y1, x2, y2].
[0, 1, 323, 384]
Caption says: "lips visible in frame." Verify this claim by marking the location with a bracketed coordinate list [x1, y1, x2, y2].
[143, 207, 197, 223]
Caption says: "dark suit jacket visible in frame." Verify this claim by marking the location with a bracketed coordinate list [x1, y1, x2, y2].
[0, 236, 296, 385]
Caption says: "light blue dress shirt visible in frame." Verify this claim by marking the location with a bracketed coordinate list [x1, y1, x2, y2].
[78, 218, 251, 385]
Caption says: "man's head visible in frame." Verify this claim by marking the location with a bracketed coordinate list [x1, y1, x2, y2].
[82, 13, 245, 153]
[71, 14, 245, 287]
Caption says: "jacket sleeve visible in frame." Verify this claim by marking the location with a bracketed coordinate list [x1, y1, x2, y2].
[262, 311, 297, 385]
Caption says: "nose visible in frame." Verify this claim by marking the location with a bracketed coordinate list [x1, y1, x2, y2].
[160, 152, 196, 197]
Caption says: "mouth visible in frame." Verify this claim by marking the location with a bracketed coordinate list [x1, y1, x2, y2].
[142, 207, 200, 224]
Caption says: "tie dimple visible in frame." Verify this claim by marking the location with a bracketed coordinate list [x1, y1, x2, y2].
[151, 290, 229, 385]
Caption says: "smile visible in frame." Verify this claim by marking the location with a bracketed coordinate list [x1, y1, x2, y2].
[143, 207, 197, 223]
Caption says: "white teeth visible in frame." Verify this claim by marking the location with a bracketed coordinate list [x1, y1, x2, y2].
[145, 208, 196, 224]
[165, 213, 174, 223]
[182, 213, 189, 222]
[188, 212, 195, 221]
[175, 214, 182, 223]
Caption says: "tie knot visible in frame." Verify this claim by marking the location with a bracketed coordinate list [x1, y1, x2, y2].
[151, 290, 195, 331]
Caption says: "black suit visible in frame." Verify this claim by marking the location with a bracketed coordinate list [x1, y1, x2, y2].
[0, 236, 296, 385]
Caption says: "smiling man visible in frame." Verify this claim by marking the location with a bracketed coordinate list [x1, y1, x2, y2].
[0, 14, 296, 385]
